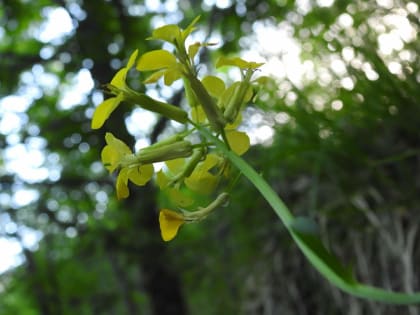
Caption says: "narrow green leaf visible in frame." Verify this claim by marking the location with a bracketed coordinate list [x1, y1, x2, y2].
[291, 216, 320, 236]
[292, 230, 356, 284]
[193, 121, 420, 304]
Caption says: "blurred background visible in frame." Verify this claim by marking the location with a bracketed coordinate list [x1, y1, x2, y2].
[0, 0, 419, 314]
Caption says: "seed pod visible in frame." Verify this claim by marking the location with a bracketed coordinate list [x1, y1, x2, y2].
[223, 69, 253, 123]
[184, 72, 227, 132]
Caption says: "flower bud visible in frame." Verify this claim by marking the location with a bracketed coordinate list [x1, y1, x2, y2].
[133, 140, 193, 165]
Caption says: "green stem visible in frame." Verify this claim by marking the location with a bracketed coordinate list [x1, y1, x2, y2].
[219, 128, 232, 151]
[109, 85, 188, 123]
[183, 192, 229, 221]
[193, 121, 293, 225]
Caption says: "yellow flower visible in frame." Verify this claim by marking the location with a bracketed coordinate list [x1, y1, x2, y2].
[159, 209, 185, 242]
[158, 193, 229, 241]
[101, 132, 154, 199]
[136, 49, 181, 85]
[115, 165, 154, 199]
[184, 153, 221, 195]
[101, 132, 131, 172]
[91, 48, 188, 126]
[91, 50, 138, 129]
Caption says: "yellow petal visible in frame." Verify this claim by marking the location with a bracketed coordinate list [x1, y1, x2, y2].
[101, 145, 119, 172]
[144, 69, 166, 84]
[184, 153, 220, 194]
[199, 153, 220, 171]
[110, 68, 128, 88]
[156, 170, 170, 189]
[216, 56, 264, 69]
[116, 169, 129, 199]
[225, 130, 250, 156]
[91, 95, 122, 129]
[188, 42, 201, 60]
[163, 67, 182, 85]
[181, 15, 200, 41]
[165, 158, 186, 174]
[202, 75, 225, 98]
[149, 24, 181, 43]
[127, 164, 154, 186]
[126, 49, 139, 69]
[185, 172, 218, 195]
[159, 209, 185, 241]
[225, 112, 243, 129]
[105, 132, 131, 155]
[109, 50, 138, 88]
[136, 50, 177, 71]
[101, 133, 131, 172]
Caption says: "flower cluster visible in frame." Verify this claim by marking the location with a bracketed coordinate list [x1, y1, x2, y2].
[91, 17, 264, 241]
